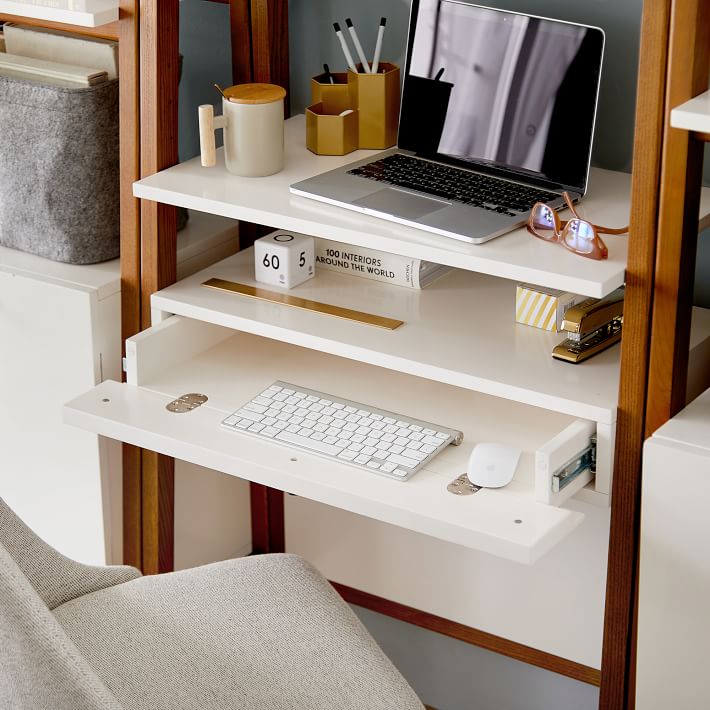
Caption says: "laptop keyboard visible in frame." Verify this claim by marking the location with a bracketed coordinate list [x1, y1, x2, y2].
[348, 154, 559, 216]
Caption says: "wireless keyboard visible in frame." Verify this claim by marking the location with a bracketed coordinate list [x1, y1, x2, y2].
[221, 381, 464, 481]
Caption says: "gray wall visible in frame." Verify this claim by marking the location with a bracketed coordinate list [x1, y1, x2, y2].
[177, 1, 708, 707]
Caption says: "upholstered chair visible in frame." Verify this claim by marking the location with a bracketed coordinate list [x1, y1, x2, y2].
[0, 498, 424, 710]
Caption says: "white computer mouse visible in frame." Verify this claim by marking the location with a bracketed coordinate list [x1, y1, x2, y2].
[467, 443, 522, 488]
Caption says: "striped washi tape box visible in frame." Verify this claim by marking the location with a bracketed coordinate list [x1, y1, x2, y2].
[516, 283, 584, 332]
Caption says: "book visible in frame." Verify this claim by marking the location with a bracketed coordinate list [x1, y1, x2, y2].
[315, 238, 451, 289]
[0, 53, 107, 87]
[3, 23, 118, 80]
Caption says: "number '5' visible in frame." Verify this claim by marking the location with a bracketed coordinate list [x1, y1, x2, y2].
[299, 251, 306, 267]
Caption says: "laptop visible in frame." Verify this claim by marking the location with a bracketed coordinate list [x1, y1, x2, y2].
[290, 1, 605, 245]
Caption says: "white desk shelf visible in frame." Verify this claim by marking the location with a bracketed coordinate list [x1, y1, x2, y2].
[64, 316, 587, 564]
[671, 90, 710, 133]
[153, 248, 624, 424]
[0, 0, 118, 27]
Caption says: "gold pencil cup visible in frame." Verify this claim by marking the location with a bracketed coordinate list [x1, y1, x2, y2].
[306, 103, 359, 156]
[311, 72, 351, 114]
[347, 62, 400, 149]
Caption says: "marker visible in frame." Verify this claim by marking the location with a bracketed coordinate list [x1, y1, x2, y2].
[345, 18, 371, 73]
[323, 63, 334, 84]
[333, 22, 358, 73]
[372, 17, 387, 73]
[434, 67, 445, 81]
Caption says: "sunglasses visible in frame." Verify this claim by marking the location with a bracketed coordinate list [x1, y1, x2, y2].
[527, 192, 628, 260]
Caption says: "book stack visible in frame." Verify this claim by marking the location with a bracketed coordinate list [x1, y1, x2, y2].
[315, 238, 451, 289]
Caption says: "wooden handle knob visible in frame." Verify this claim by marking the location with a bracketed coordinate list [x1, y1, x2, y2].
[198, 104, 216, 167]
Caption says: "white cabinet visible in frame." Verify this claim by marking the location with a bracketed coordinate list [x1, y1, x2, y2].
[636, 388, 710, 709]
[1, 212, 248, 566]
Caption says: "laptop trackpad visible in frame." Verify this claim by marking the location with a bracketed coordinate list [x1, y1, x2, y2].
[353, 188, 450, 220]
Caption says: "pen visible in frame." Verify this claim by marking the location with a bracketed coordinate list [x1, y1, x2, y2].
[323, 63, 334, 84]
[372, 17, 387, 73]
[345, 18, 371, 73]
[333, 22, 358, 73]
[434, 67, 445, 81]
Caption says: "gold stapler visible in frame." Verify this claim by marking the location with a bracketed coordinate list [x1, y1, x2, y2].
[552, 288, 624, 364]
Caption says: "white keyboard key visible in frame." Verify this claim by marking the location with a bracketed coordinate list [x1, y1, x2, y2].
[366, 461, 382, 469]
[289, 416, 304, 426]
[338, 450, 357, 461]
[293, 392, 306, 400]
[246, 402, 268, 414]
[403, 449, 427, 461]
[390, 445, 405, 455]
[336, 438, 351, 448]
[276, 412, 290, 421]
[272, 392, 287, 402]
[295, 408, 309, 417]
[237, 409, 264, 423]
[395, 437, 410, 446]
[298, 428, 313, 437]
[236, 419, 251, 429]
[262, 417, 277, 426]
[381, 433, 397, 443]
[371, 413, 383, 421]
[282, 388, 295, 395]
[369, 430, 384, 440]
[265, 408, 279, 418]
[331, 402, 344, 410]
[363, 437, 378, 447]
[373, 450, 389, 460]
[301, 420, 315, 429]
[248, 422, 265, 433]
[271, 401, 285, 410]
[386, 453, 419, 468]
[359, 417, 374, 428]
[324, 436, 338, 445]
[339, 431, 353, 440]
[384, 424, 398, 434]
[362, 446, 376, 456]
[309, 403, 324, 412]
[420, 444, 437, 454]
[354, 454, 371, 465]
[306, 411, 320, 421]
[286, 424, 300, 433]
[306, 395, 319, 402]
[344, 422, 359, 432]
[356, 426, 371, 435]
[393, 468, 410, 477]
[380, 462, 397, 473]
[396, 421, 409, 427]
[313, 423, 328, 433]
[409, 424, 422, 432]
[346, 413, 361, 423]
[423, 428, 435, 435]
[274, 421, 288, 430]
[311, 432, 326, 441]
[319, 399, 332, 406]
[348, 443, 364, 452]
[224, 415, 239, 425]
[283, 404, 297, 414]
[407, 441, 423, 451]
[344, 406, 357, 413]
[351, 434, 366, 443]
[371, 421, 386, 430]
[276, 430, 342, 455]
[375, 441, 391, 450]
[286, 396, 299, 405]
[408, 432, 424, 442]
[357, 409, 369, 416]
[326, 427, 340, 437]
[422, 435, 442, 446]
[397, 427, 411, 436]
[332, 420, 345, 429]
[333, 410, 347, 420]
[267, 385, 282, 393]
[436, 432, 449, 440]
[321, 407, 335, 416]
[253, 396, 272, 406]
[383, 417, 396, 424]
[261, 427, 278, 438]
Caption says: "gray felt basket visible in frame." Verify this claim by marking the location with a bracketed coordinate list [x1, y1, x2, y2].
[0, 76, 119, 264]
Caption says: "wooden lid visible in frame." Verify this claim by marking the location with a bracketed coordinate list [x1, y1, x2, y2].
[223, 83, 286, 104]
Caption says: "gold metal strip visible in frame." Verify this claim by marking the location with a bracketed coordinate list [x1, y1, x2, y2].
[202, 278, 404, 330]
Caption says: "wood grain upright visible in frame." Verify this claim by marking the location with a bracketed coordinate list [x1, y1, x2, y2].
[138, 0, 180, 575]
[600, 1, 709, 708]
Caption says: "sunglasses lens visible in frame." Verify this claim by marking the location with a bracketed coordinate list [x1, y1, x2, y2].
[563, 219, 595, 254]
[531, 204, 557, 240]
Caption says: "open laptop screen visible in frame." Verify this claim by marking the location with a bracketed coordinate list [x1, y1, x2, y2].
[399, 1, 605, 194]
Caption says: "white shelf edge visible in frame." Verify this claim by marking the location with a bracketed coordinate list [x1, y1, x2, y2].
[0, 0, 118, 26]
[64, 379, 584, 565]
[671, 90, 710, 133]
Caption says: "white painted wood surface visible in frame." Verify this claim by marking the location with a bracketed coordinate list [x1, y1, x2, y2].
[637, 387, 710, 709]
[286, 495, 610, 668]
[0, 0, 117, 27]
[152, 248, 623, 424]
[64, 319, 590, 564]
[671, 90, 710, 133]
[135, 116, 710, 298]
